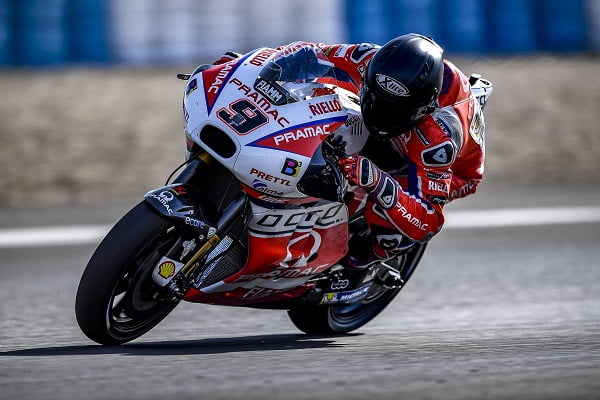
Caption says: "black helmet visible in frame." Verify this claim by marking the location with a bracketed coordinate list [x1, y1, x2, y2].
[361, 33, 444, 139]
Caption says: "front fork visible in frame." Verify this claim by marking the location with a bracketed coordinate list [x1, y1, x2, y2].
[143, 153, 248, 297]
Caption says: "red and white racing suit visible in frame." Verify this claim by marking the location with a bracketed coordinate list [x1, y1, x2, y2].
[316, 43, 486, 255]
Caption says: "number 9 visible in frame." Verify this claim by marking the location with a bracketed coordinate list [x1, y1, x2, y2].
[217, 99, 268, 135]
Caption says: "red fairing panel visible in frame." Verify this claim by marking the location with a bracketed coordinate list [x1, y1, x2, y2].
[184, 203, 349, 305]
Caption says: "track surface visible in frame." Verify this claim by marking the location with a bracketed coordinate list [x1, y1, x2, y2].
[1, 183, 599, 400]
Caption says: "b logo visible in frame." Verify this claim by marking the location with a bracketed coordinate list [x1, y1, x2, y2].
[281, 158, 302, 177]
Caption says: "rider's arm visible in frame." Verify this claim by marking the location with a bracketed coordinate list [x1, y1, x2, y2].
[341, 118, 457, 242]
[317, 43, 380, 90]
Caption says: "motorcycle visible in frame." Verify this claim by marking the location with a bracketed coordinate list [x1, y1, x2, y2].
[75, 43, 493, 345]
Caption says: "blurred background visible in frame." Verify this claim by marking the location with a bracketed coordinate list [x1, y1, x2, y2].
[0, 0, 599, 207]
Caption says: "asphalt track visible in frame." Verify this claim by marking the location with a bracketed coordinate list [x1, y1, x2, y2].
[1, 183, 599, 400]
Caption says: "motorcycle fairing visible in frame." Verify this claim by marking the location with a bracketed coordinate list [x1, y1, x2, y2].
[178, 44, 369, 305]
[183, 47, 366, 201]
[199, 52, 254, 114]
[245, 116, 347, 157]
[144, 183, 217, 239]
[183, 201, 349, 305]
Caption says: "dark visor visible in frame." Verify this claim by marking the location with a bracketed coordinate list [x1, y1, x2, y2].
[360, 86, 426, 133]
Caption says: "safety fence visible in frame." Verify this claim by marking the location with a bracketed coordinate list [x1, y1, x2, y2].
[0, 0, 598, 66]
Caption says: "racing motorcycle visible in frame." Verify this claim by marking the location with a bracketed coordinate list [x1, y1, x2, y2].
[75, 43, 493, 345]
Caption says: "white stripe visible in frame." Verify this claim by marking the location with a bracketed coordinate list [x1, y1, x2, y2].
[444, 206, 600, 229]
[0, 206, 599, 248]
[0, 225, 110, 248]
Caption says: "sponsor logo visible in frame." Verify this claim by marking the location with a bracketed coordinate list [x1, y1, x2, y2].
[242, 287, 286, 299]
[235, 264, 330, 282]
[248, 117, 346, 157]
[150, 191, 175, 214]
[344, 115, 361, 127]
[312, 87, 336, 97]
[415, 128, 430, 146]
[375, 176, 397, 209]
[254, 78, 286, 105]
[330, 279, 349, 290]
[249, 168, 291, 186]
[185, 78, 198, 96]
[333, 44, 350, 58]
[251, 203, 347, 234]
[277, 42, 318, 57]
[309, 99, 342, 116]
[376, 74, 409, 97]
[450, 180, 478, 200]
[350, 43, 378, 63]
[427, 194, 448, 205]
[207, 63, 233, 94]
[281, 158, 302, 177]
[252, 179, 267, 190]
[182, 102, 189, 123]
[428, 180, 449, 193]
[158, 261, 176, 279]
[461, 74, 471, 93]
[256, 194, 286, 203]
[469, 109, 485, 147]
[169, 186, 187, 196]
[249, 48, 277, 66]
[435, 117, 452, 137]
[321, 284, 372, 304]
[185, 216, 206, 229]
[180, 239, 196, 259]
[426, 171, 451, 180]
[421, 142, 455, 167]
[395, 203, 429, 231]
[274, 124, 331, 145]
[229, 78, 290, 128]
[251, 179, 283, 196]
[337, 285, 370, 302]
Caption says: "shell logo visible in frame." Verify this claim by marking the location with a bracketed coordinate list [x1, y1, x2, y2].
[158, 261, 176, 278]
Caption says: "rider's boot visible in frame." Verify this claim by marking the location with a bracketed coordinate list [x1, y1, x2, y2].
[342, 229, 417, 270]
[342, 234, 386, 269]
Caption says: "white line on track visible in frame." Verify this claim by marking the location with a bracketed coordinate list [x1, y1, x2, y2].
[444, 206, 600, 229]
[0, 206, 599, 248]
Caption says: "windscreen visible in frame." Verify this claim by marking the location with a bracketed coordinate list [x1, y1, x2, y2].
[254, 42, 339, 105]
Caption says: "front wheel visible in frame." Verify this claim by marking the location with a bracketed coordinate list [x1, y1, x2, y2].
[287, 243, 427, 334]
[75, 202, 185, 345]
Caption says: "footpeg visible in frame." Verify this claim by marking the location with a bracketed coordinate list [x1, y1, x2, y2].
[375, 263, 405, 289]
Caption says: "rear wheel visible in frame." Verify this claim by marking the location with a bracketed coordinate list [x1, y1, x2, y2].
[75, 202, 186, 345]
[287, 243, 427, 334]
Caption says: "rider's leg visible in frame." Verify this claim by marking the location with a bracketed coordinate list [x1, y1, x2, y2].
[343, 224, 416, 269]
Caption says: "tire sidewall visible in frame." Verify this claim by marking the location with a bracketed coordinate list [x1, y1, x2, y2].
[75, 202, 178, 344]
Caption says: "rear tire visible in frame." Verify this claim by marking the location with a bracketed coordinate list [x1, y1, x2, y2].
[288, 243, 427, 334]
[75, 202, 183, 345]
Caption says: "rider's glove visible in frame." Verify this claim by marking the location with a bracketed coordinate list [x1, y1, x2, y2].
[338, 155, 382, 191]
[338, 155, 399, 209]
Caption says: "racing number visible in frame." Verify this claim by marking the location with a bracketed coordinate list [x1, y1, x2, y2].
[217, 99, 268, 135]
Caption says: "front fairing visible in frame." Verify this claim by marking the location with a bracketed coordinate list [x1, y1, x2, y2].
[182, 43, 368, 201]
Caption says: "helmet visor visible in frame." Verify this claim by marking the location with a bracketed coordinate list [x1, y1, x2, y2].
[360, 84, 432, 138]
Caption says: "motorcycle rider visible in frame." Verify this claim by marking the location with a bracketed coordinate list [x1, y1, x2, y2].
[215, 33, 486, 268]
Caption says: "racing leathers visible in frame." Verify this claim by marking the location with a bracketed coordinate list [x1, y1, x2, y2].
[317, 42, 486, 262]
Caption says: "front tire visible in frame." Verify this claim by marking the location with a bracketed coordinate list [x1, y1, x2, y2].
[75, 202, 183, 345]
[288, 243, 427, 334]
